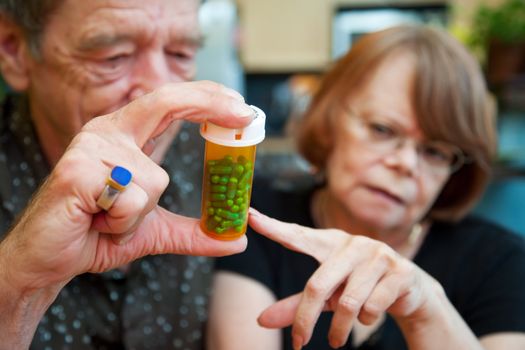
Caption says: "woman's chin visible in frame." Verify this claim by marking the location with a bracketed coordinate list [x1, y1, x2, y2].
[350, 206, 408, 234]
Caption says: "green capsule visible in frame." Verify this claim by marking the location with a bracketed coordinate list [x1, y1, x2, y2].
[233, 164, 244, 178]
[232, 218, 244, 226]
[207, 220, 218, 230]
[238, 170, 253, 188]
[235, 197, 244, 205]
[207, 207, 215, 216]
[210, 175, 220, 184]
[239, 203, 248, 213]
[213, 215, 222, 223]
[219, 176, 229, 185]
[231, 205, 240, 213]
[219, 155, 233, 165]
[237, 155, 247, 164]
[234, 225, 244, 232]
[210, 193, 226, 201]
[207, 160, 218, 167]
[220, 220, 233, 229]
[235, 190, 244, 198]
[210, 165, 232, 175]
[217, 209, 240, 220]
[211, 185, 227, 193]
[215, 227, 226, 234]
[244, 161, 253, 171]
[211, 199, 233, 209]
[226, 178, 238, 199]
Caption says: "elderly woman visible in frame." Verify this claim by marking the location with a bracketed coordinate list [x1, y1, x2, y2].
[208, 25, 525, 349]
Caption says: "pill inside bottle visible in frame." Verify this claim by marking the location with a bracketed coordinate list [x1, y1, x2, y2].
[199, 106, 266, 240]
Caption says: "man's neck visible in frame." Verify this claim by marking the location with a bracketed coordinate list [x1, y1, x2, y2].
[32, 121, 69, 167]
[28, 102, 72, 168]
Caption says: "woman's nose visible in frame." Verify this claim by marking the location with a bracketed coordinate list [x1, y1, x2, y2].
[385, 137, 421, 175]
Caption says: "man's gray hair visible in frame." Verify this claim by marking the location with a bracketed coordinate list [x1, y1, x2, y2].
[0, 0, 62, 56]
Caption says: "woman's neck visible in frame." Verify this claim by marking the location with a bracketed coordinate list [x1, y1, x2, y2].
[310, 188, 428, 259]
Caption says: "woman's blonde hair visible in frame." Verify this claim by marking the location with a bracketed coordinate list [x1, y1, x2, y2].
[297, 25, 497, 222]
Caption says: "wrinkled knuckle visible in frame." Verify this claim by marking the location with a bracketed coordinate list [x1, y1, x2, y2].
[71, 130, 98, 148]
[53, 152, 88, 188]
[338, 294, 361, 314]
[305, 278, 330, 299]
[131, 188, 149, 213]
[353, 234, 374, 248]
[362, 301, 381, 319]
[202, 80, 223, 91]
[150, 84, 174, 109]
[397, 259, 415, 276]
[294, 313, 310, 332]
[369, 241, 393, 262]
[151, 168, 170, 194]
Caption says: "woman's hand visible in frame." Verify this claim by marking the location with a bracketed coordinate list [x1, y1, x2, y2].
[247, 208, 445, 349]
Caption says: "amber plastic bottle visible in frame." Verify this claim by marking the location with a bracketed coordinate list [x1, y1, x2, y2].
[200, 106, 266, 240]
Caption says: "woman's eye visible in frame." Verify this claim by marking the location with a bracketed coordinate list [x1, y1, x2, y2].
[369, 122, 395, 139]
[421, 145, 452, 163]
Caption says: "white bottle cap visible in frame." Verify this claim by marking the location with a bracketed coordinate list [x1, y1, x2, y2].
[200, 105, 266, 147]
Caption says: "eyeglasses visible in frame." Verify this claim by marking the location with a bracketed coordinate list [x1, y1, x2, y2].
[344, 110, 468, 175]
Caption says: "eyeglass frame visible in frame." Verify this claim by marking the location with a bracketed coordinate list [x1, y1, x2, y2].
[340, 107, 470, 175]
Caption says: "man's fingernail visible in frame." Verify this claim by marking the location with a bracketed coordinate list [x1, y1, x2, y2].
[226, 88, 245, 101]
[233, 102, 254, 118]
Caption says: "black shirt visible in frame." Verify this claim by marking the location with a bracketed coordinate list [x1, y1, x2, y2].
[217, 178, 525, 350]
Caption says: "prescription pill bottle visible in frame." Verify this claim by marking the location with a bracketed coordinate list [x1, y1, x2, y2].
[199, 106, 266, 240]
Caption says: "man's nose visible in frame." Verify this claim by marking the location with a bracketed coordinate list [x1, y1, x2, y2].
[128, 51, 175, 100]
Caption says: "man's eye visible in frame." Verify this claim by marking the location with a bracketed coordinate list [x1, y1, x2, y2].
[97, 54, 130, 71]
[166, 50, 193, 62]
[106, 54, 130, 64]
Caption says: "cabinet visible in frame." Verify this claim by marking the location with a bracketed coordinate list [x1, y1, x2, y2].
[236, 0, 457, 73]
[236, 0, 331, 72]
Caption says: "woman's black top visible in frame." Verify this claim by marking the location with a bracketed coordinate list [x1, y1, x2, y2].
[216, 178, 525, 350]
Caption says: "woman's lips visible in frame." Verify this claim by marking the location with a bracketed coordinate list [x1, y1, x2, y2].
[365, 185, 405, 205]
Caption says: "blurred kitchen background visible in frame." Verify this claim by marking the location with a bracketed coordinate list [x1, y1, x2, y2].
[195, 0, 525, 236]
[0, 1, 519, 239]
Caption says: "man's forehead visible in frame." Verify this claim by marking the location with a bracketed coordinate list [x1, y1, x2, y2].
[55, 0, 201, 47]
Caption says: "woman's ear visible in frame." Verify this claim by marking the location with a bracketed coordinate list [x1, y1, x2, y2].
[0, 15, 31, 92]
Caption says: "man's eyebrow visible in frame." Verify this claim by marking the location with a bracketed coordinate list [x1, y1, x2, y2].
[77, 33, 133, 51]
[170, 32, 205, 48]
[78, 31, 205, 51]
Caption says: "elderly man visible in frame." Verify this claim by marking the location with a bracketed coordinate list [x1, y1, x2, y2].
[0, 0, 252, 348]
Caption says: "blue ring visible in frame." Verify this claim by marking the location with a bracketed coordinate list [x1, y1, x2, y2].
[110, 166, 132, 187]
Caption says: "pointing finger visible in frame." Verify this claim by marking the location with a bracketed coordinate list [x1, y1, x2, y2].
[248, 207, 345, 262]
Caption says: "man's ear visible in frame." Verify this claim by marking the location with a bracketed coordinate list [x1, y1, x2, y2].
[0, 14, 31, 92]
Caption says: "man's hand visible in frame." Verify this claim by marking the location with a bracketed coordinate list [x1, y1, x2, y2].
[1, 80, 252, 298]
